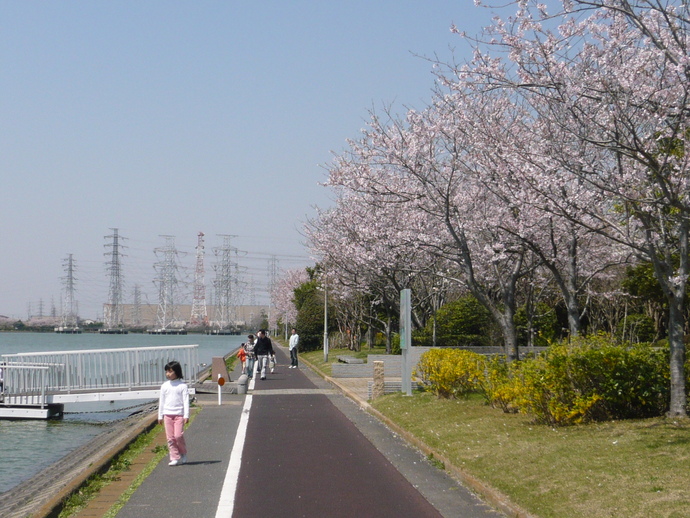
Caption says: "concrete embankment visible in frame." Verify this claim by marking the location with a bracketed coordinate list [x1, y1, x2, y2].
[0, 352, 237, 518]
[0, 407, 159, 518]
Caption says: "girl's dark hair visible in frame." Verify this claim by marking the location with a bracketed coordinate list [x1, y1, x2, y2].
[165, 361, 184, 379]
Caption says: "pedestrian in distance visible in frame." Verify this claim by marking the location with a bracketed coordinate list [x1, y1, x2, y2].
[158, 360, 189, 466]
[289, 328, 299, 368]
[243, 334, 257, 379]
[254, 329, 275, 380]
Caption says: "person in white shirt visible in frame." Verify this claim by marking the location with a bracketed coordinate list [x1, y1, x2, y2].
[158, 361, 190, 466]
[289, 328, 299, 368]
[243, 334, 257, 379]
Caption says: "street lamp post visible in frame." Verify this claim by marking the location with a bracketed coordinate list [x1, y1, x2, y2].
[323, 282, 329, 363]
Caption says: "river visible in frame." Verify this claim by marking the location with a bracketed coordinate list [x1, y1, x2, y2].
[0, 331, 245, 494]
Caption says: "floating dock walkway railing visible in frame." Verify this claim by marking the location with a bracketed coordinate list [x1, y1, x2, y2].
[0, 344, 199, 419]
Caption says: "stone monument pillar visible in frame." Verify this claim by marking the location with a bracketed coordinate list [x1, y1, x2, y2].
[372, 360, 385, 399]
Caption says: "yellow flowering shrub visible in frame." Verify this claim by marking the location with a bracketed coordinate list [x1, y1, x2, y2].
[414, 348, 486, 398]
[476, 355, 521, 413]
[508, 336, 668, 425]
[415, 335, 669, 426]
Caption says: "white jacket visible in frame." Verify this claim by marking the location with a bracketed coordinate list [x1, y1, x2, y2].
[158, 379, 189, 419]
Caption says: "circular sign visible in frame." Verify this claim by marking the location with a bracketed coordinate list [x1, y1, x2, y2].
[217, 376, 225, 386]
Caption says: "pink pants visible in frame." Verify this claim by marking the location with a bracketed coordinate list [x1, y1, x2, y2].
[163, 415, 187, 460]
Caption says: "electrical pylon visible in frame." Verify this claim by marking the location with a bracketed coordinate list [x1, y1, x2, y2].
[267, 254, 279, 333]
[153, 235, 180, 331]
[104, 228, 126, 330]
[212, 235, 238, 331]
[61, 254, 78, 328]
[267, 254, 279, 297]
[190, 231, 208, 326]
[131, 284, 142, 326]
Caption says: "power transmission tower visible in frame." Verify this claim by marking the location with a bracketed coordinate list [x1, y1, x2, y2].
[212, 235, 238, 332]
[104, 228, 127, 330]
[190, 232, 208, 326]
[153, 236, 180, 331]
[131, 284, 142, 326]
[249, 278, 256, 307]
[267, 255, 279, 298]
[233, 262, 249, 306]
[61, 254, 79, 328]
[267, 255, 279, 334]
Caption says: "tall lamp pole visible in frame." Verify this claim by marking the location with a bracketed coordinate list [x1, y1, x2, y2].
[323, 282, 329, 363]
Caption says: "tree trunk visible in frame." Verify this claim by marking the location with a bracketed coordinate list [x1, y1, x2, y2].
[667, 293, 686, 417]
[385, 316, 392, 354]
[666, 219, 688, 417]
[652, 219, 689, 417]
[565, 235, 582, 336]
[499, 310, 519, 362]
[564, 292, 582, 338]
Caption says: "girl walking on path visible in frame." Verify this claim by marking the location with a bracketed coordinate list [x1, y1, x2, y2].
[158, 360, 190, 466]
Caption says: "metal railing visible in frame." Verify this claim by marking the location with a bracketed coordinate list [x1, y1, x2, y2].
[1, 345, 199, 403]
[1, 365, 50, 406]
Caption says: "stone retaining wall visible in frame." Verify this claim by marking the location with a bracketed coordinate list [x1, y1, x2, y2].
[331, 347, 431, 378]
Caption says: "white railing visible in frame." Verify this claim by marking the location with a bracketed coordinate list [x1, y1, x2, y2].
[1, 345, 199, 399]
[1, 365, 50, 406]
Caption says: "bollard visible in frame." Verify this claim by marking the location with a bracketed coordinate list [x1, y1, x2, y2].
[217, 374, 225, 405]
[372, 360, 385, 399]
[236, 374, 248, 395]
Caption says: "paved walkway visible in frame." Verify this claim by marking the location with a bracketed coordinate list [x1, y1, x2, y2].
[109, 347, 506, 518]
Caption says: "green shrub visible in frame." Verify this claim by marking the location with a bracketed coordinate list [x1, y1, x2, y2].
[510, 334, 670, 425]
[416, 295, 494, 347]
[515, 302, 559, 348]
[615, 313, 657, 343]
[415, 334, 677, 426]
[295, 295, 325, 352]
[390, 333, 401, 355]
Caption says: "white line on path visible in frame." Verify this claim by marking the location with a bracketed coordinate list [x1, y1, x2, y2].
[214, 393, 252, 518]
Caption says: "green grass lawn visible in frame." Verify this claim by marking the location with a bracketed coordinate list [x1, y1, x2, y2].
[303, 348, 690, 518]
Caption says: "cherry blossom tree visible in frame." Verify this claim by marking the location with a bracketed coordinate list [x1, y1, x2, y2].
[305, 186, 450, 352]
[431, 77, 631, 338]
[468, 0, 690, 415]
[321, 102, 544, 360]
[271, 268, 309, 334]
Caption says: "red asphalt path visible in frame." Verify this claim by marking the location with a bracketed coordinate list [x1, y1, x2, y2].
[117, 347, 504, 518]
[235, 368, 442, 517]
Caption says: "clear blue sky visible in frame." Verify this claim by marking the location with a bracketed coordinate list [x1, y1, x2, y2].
[0, 1, 497, 320]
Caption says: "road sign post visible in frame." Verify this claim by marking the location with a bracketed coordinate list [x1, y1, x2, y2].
[217, 374, 225, 405]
